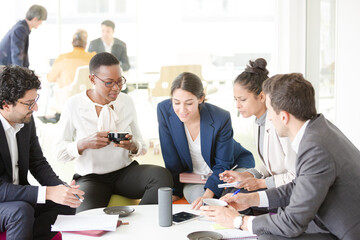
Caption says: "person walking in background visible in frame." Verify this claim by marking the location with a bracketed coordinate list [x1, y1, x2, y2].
[0, 5, 47, 68]
[220, 58, 296, 192]
[0, 65, 83, 240]
[157, 72, 254, 209]
[38, 29, 96, 124]
[55, 52, 172, 213]
[88, 20, 130, 71]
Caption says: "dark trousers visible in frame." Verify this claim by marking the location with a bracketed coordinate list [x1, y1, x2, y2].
[0, 200, 75, 240]
[74, 161, 173, 213]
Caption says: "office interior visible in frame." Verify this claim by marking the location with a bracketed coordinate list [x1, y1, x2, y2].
[1, 0, 359, 183]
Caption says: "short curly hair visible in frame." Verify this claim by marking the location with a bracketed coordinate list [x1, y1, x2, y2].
[0, 65, 41, 109]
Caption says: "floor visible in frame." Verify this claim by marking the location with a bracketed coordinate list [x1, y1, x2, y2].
[31, 84, 259, 184]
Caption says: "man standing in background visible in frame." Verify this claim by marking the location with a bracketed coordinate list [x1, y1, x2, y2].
[88, 20, 130, 72]
[0, 5, 47, 68]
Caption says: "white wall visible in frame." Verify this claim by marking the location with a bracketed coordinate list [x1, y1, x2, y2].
[335, 0, 360, 149]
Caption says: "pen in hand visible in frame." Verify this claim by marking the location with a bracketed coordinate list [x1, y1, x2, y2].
[229, 164, 238, 171]
[231, 189, 241, 197]
[63, 181, 83, 203]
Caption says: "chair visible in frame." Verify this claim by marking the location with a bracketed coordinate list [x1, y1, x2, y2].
[149, 64, 204, 99]
[52, 65, 92, 113]
[107, 195, 140, 207]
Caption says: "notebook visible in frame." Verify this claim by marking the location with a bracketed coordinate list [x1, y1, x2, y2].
[64, 220, 123, 237]
[179, 173, 210, 184]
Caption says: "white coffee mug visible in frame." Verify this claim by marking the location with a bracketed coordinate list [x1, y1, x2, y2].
[203, 198, 228, 207]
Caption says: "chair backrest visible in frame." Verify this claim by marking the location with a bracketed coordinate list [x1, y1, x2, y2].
[67, 65, 92, 97]
[151, 64, 203, 97]
[52, 65, 92, 113]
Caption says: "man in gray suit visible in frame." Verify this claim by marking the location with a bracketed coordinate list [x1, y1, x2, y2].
[88, 20, 130, 71]
[201, 73, 360, 239]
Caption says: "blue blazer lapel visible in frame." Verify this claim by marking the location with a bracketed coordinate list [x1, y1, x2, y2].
[0, 122, 13, 180]
[169, 111, 192, 169]
[200, 105, 214, 166]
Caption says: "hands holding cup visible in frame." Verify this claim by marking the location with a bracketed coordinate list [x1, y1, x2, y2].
[108, 132, 138, 154]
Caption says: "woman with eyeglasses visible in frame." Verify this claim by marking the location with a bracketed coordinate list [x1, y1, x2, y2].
[55, 52, 173, 213]
[220, 58, 296, 192]
[157, 72, 255, 210]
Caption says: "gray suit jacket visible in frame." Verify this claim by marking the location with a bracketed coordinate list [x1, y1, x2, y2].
[253, 114, 360, 240]
[88, 38, 130, 71]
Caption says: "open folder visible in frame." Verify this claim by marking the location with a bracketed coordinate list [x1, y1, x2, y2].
[64, 220, 123, 237]
[52, 214, 119, 234]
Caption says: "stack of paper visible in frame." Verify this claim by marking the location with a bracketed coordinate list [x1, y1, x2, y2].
[212, 224, 257, 239]
[51, 215, 119, 232]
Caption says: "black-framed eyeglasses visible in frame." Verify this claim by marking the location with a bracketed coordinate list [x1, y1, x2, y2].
[92, 74, 126, 88]
[17, 94, 40, 110]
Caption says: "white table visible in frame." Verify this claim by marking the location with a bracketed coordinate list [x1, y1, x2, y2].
[62, 204, 215, 240]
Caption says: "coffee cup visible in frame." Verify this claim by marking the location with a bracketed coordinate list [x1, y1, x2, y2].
[108, 132, 129, 144]
[202, 198, 228, 207]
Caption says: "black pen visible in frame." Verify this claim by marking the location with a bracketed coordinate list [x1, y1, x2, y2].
[63, 182, 83, 202]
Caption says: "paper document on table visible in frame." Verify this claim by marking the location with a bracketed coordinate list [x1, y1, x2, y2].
[51, 215, 118, 232]
[218, 181, 241, 188]
[215, 229, 257, 239]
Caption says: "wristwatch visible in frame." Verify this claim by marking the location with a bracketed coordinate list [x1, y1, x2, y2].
[233, 215, 243, 229]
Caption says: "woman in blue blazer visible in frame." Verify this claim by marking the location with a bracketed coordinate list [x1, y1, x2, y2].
[157, 72, 254, 209]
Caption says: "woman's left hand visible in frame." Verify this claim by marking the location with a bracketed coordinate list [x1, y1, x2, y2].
[113, 134, 138, 153]
[191, 196, 205, 210]
[191, 188, 215, 210]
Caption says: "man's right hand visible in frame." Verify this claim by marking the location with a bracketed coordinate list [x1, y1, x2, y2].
[219, 170, 254, 183]
[77, 131, 110, 154]
[220, 192, 259, 211]
[46, 181, 84, 208]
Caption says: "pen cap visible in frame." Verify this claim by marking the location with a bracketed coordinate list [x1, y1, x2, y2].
[158, 187, 172, 227]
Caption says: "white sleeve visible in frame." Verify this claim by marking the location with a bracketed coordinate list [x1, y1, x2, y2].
[247, 216, 256, 234]
[54, 100, 79, 162]
[128, 97, 147, 156]
[258, 191, 269, 207]
[36, 186, 46, 204]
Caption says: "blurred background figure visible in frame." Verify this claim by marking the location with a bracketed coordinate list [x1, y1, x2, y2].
[88, 20, 130, 72]
[0, 5, 47, 68]
[38, 29, 95, 124]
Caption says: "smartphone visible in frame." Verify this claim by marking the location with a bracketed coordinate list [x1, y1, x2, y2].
[172, 211, 200, 224]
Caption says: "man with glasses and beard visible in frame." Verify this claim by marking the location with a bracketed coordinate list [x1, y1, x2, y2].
[0, 65, 84, 240]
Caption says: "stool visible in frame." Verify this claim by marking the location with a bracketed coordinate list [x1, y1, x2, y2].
[107, 194, 140, 207]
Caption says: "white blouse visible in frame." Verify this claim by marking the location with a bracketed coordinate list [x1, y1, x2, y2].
[54, 91, 147, 175]
[184, 125, 212, 175]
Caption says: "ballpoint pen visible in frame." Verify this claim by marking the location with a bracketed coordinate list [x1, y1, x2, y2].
[229, 164, 238, 171]
[231, 189, 241, 197]
[63, 182, 83, 202]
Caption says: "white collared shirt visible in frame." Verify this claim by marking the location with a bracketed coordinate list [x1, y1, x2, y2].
[55, 92, 147, 175]
[0, 112, 46, 204]
[291, 120, 310, 154]
[102, 39, 114, 53]
[247, 120, 310, 234]
[184, 125, 212, 175]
